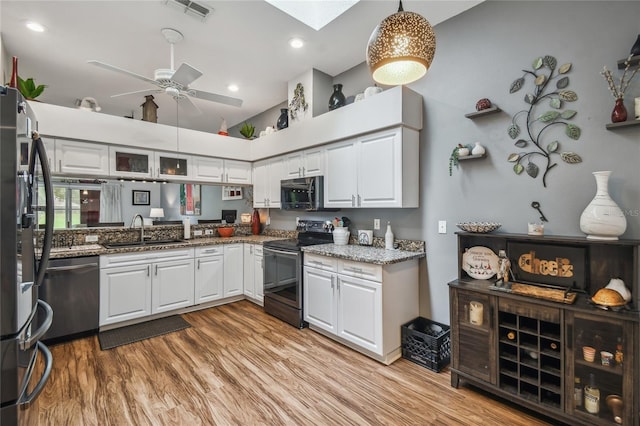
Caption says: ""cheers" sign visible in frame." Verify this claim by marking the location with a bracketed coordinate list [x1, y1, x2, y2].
[518, 251, 574, 277]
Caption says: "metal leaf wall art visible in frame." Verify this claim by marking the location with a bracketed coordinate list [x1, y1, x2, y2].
[507, 55, 582, 187]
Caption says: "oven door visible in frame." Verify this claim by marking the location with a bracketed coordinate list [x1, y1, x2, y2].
[263, 247, 301, 309]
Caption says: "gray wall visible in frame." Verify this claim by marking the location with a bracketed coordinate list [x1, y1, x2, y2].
[260, 1, 640, 324]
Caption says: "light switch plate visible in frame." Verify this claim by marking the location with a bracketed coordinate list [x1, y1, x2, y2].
[438, 220, 447, 234]
[85, 235, 98, 242]
[374, 219, 380, 230]
[205, 229, 213, 235]
[194, 230, 203, 236]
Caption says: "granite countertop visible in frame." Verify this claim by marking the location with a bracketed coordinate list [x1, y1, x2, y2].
[301, 243, 425, 265]
[49, 235, 286, 259]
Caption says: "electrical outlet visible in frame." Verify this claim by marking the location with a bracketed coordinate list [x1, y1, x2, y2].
[438, 220, 447, 234]
[296, 216, 300, 227]
[85, 235, 98, 242]
[374, 219, 380, 230]
[194, 230, 203, 236]
[205, 229, 213, 235]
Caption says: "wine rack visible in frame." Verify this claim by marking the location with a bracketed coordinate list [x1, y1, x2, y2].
[497, 301, 562, 409]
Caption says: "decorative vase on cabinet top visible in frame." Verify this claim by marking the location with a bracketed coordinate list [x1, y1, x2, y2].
[579, 171, 627, 240]
[276, 108, 288, 130]
[364, 85, 383, 98]
[328, 84, 346, 111]
[471, 142, 485, 156]
[251, 209, 261, 235]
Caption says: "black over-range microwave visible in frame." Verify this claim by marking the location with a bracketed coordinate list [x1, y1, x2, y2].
[281, 176, 334, 211]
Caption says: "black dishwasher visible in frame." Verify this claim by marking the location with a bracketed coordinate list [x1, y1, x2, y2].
[38, 256, 99, 344]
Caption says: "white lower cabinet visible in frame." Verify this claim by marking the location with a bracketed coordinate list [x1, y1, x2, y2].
[223, 244, 244, 297]
[195, 246, 224, 303]
[303, 253, 419, 364]
[99, 248, 194, 326]
[243, 244, 263, 303]
[152, 259, 195, 314]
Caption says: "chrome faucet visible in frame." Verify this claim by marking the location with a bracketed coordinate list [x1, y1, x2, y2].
[130, 213, 145, 242]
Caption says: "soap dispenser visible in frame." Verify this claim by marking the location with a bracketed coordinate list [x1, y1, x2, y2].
[385, 221, 394, 250]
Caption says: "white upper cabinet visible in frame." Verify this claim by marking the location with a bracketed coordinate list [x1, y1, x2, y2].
[55, 139, 110, 176]
[324, 127, 418, 208]
[154, 152, 192, 181]
[253, 157, 284, 208]
[283, 147, 324, 179]
[223, 159, 252, 184]
[109, 147, 154, 179]
[192, 156, 225, 182]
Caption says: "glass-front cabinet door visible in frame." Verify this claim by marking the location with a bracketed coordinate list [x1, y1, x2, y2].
[566, 312, 635, 425]
[109, 147, 154, 179]
[155, 152, 191, 180]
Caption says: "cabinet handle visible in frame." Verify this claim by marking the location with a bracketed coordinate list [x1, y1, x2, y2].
[302, 167, 306, 176]
[357, 194, 361, 207]
[197, 259, 200, 269]
[336, 277, 340, 291]
[157, 167, 160, 176]
[58, 159, 62, 170]
[331, 275, 335, 289]
[298, 167, 302, 177]
[351, 195, 355, 207]
[155, 264, 158, 276]
[147, 265, 150, 276]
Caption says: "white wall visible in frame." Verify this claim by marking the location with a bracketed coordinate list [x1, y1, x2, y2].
[260, 1, 640, 324]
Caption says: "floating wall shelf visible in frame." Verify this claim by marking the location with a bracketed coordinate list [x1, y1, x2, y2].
[617, 54, 640, 69]
[605, 119, 640, 130]
[464, 106, 501, 119]
[457, 153, 486, 161]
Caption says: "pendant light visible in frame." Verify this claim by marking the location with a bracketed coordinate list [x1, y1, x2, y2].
[366, 0, 436, 86]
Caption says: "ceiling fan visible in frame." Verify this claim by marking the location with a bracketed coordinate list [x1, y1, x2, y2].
[87, 28, 242, 111]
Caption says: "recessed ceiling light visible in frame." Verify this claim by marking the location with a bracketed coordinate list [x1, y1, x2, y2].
[265, 0, 359, 31]
[26, 21, 45, 32]
[289, 38, 304, 49]
[228, 84, 239, 92]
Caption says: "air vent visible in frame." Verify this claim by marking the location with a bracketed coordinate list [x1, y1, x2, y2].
[165, 0, 212, 21]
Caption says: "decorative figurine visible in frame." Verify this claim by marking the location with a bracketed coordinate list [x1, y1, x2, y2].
[218, 117, 228, 136]
[141, 95, 158, 123]
[496, 250, 511, 286]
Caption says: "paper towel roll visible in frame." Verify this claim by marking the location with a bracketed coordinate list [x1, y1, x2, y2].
[183, 218, 191, 239]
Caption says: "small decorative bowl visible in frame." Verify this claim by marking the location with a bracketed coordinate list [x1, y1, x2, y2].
[217, 227, 235, 237]
[456, 222, 502, 233]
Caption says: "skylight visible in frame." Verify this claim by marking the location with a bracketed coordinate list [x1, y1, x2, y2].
[265, 0, 360, 31]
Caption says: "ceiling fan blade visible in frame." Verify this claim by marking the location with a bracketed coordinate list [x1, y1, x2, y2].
[191, 89, 243, 107]
[87, 60, 159, 86]
[171, 63, 202, 88]
[111, 88, 161, 98]
[176, 95, 202, 116]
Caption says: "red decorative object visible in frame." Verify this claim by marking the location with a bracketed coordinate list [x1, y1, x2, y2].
[475, 98, 492, 111]
[9, 56, 18, 88]
[251, 209, 260, 235]
[611, 98, 627, 123]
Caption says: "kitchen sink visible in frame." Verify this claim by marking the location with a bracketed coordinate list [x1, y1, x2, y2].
[103, 239, 188, 249]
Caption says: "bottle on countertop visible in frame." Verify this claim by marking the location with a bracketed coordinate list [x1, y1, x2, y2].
[385, 221, 394, 250]
[584, 373, 600, 414]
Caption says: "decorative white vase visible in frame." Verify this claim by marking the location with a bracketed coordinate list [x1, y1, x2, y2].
[579, 171, 627, 240]
[471, 142, 485, 155]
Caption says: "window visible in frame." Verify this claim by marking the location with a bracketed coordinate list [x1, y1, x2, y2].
[38, 182, 101, 229]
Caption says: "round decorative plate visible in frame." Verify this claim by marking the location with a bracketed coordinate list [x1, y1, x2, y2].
[462, 246, 500, 280]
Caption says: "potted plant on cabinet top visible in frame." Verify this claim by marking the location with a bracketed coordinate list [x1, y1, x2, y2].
[239, 122, 255, 139]
[17, 76, 46, 100]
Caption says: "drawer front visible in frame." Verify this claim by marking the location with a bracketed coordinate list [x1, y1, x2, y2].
[338, 259, 382, 282]
[304, 253, 337, 272]
[195, 246, 224, 257]
[100, 248, 194, 268]
[498, 298, 560, 323]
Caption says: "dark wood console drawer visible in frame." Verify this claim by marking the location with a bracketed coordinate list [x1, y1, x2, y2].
[499, 298, 560, 323]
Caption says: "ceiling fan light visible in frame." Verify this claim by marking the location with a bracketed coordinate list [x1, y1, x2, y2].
[366, 8, 435, 86]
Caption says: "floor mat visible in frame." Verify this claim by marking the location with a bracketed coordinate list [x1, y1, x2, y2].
[98, 315, 191, 350]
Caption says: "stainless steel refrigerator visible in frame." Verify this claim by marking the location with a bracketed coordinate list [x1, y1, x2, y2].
[0, 87, 54, 425]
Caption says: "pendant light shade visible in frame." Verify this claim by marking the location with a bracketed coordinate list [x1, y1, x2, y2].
[366, 1, 436, 86]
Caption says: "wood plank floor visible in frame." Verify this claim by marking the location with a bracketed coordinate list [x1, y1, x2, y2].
[26, 301, 557, 425]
